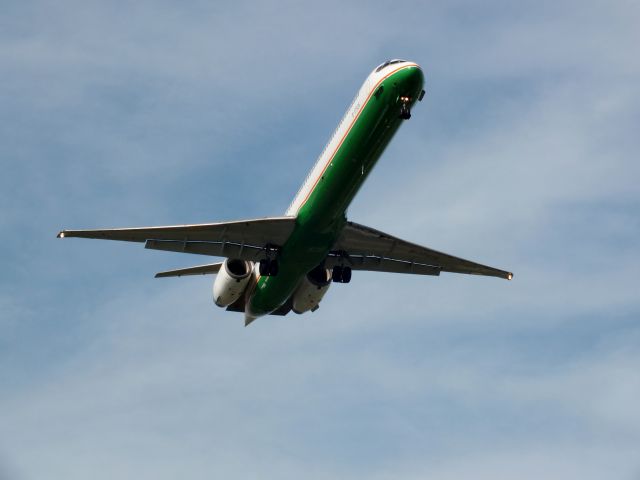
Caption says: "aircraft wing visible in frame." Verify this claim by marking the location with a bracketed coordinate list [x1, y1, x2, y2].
[58, 217, 297, 261]
[329, 221, 512, 280]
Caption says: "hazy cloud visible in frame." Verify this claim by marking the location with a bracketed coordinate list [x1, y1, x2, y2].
[1, 0, 639, 478]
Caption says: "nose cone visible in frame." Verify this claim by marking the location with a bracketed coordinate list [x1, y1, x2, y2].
[397, 64, 424, 98]
[409, 64, 425, 84]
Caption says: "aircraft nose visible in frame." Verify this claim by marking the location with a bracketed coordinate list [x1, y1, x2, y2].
[405, 65, 424, 91]
[395, 64, 424, 102]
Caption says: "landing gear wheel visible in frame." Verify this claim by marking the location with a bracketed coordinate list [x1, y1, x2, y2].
[341, 266, 352, 284]
[399, 104, 411, 120]
[332, 266, 343, 283]
[259, 259, 279, 276]
[269, 260, 279, 276]
[259, 259, 269, 276]
[332, 266, 352, 283]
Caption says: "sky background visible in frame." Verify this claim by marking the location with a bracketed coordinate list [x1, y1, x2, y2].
[1, 0, 639, 478]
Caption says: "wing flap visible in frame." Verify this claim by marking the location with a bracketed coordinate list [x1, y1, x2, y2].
[145, 239, 264, 260]
[334, 221, 512, 280]
[325, 254, 441, 276]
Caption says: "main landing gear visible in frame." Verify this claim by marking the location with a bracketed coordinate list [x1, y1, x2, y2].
[259, 258, 279, 276]
[259, 244, 280, 276]
[332, 265, 352, 284]
[399, 96, 412, 120]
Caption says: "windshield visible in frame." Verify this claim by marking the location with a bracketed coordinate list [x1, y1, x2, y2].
[375, 59, 407, 72]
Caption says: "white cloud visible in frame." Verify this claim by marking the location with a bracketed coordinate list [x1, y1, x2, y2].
[3, 280, 639, 479]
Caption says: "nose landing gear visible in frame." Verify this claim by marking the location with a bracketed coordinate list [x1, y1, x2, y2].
[399, 96, 412, 120]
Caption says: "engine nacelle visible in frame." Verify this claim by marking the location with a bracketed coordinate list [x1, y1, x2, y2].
[292, 266, 331, 314]
[213, 259, 253, 307]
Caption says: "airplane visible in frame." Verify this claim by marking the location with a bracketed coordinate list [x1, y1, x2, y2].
[58, 59, 513, 325]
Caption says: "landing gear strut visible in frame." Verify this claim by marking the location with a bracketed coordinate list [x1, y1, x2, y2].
[332, 265, 352, 284]
[399, 96, 412, 120]
[259, 244, 280, 276]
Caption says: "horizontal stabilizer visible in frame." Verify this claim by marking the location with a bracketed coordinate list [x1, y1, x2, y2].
[155, 262, 223, 278]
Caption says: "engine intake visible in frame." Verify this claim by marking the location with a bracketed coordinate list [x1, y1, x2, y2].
[213, 259, 253, 307]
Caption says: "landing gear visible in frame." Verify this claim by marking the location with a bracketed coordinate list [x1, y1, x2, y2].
[342, 267, 352, 283]
[332, 265, 352, 284]
[399, 96, 412, 120]
[259, 258, 279, 276]
[259, 244, 280, 276]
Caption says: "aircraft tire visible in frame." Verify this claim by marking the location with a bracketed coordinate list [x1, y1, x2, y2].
[332, 266, 344, 283]
[259, 259, 270, 276]
[269, 260, 279, 276]
[342, 267, 352, 283]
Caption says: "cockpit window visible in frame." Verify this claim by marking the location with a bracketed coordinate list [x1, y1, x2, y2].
[375, 61, 391, 72]
[375, 59, 407, 72]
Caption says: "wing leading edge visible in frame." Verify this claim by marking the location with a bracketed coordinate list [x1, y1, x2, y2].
[330, 221, 513, 280]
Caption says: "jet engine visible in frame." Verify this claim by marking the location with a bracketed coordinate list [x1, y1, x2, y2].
[213, 259, 253, 307]
[292, 266, 331, 314]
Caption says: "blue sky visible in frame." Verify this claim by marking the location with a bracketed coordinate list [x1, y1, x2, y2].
[1, 0, 639, 478]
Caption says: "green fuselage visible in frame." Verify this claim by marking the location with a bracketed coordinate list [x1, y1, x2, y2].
[247, 64, 424, 317]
